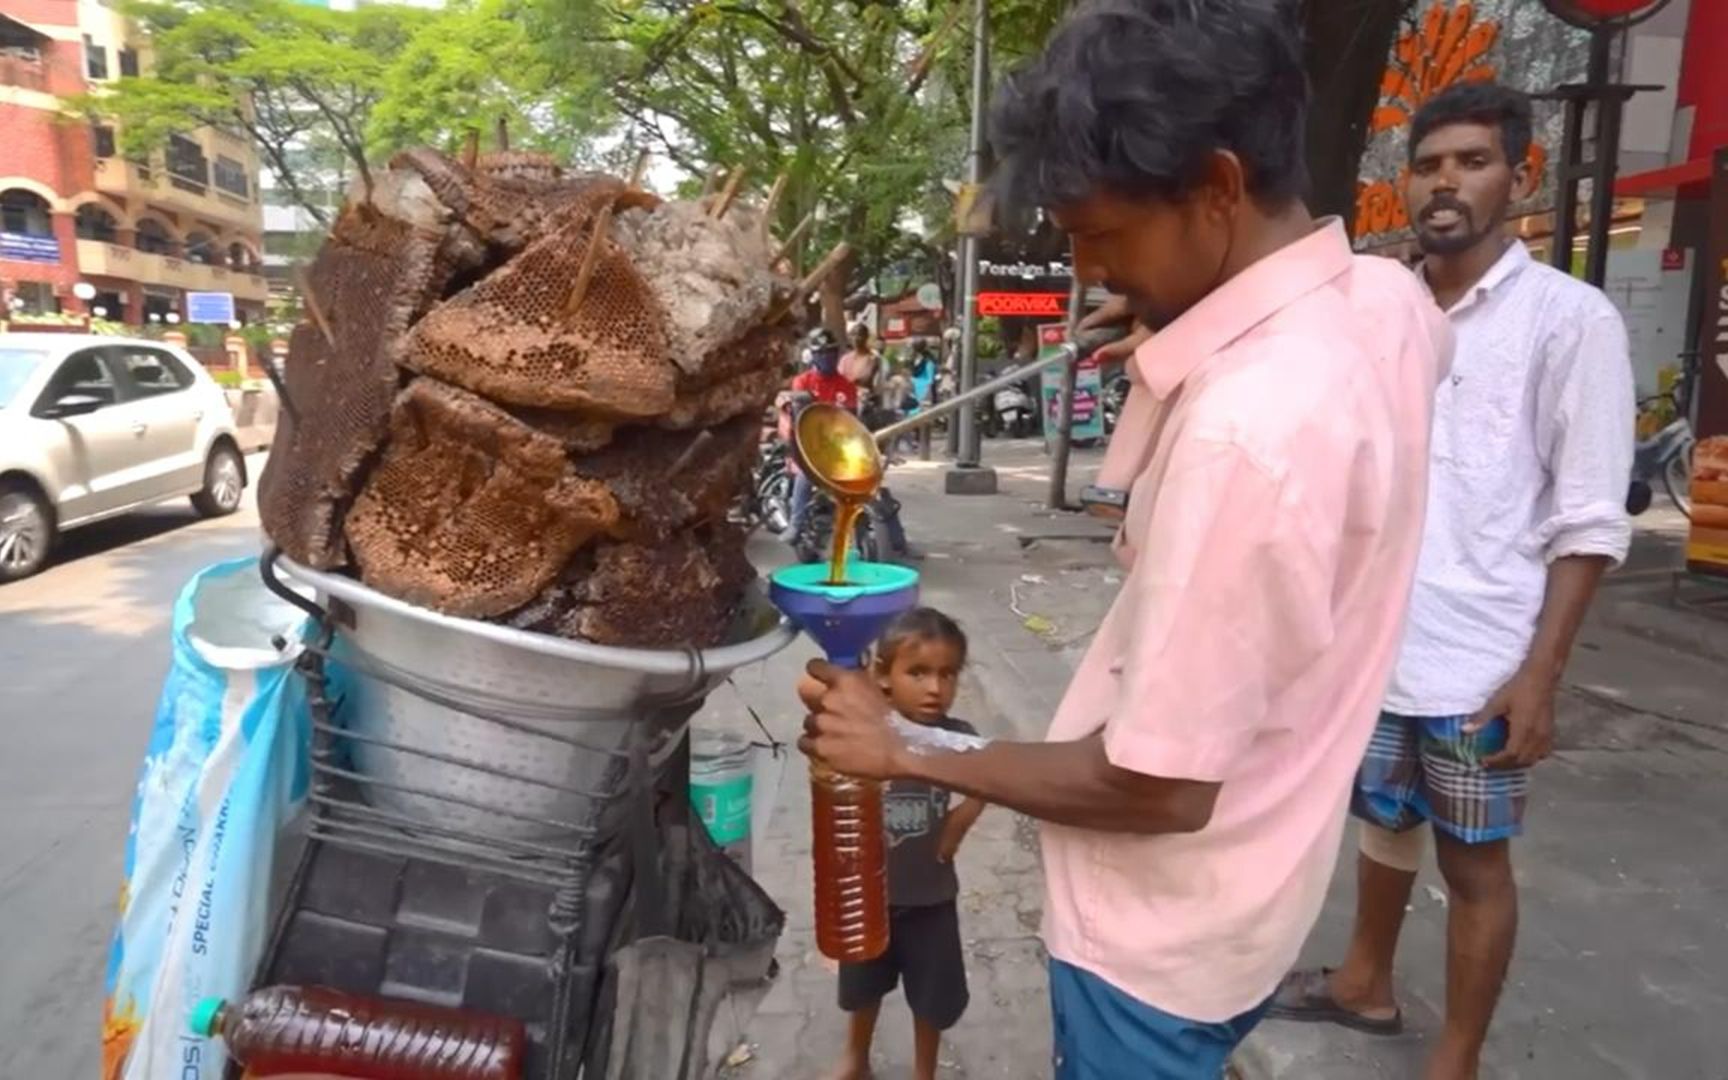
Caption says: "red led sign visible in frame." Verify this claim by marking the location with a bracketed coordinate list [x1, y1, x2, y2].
[977, 292, 1067, 317]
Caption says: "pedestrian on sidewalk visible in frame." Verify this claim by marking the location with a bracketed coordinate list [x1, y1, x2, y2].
[1266, 83, 1635, 1078]
[832, 608, 985, 1080]
[841, 323, 884, 405]
[795, 0, 1451, 1077]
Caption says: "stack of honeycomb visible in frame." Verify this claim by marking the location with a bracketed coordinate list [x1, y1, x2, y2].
[258, 148, 798, 647]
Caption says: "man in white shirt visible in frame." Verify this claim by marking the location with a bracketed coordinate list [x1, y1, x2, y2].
[1269, 83, 1633, 1079]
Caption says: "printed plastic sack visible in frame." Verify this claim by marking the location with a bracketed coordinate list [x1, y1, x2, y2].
[102, 557, 313, 1080]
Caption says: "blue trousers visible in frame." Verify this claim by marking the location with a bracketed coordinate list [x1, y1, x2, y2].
[1050, 960, 1269, 1079]
[787, 472, 814, 537]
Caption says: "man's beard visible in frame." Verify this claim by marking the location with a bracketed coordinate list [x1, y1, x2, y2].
[1415, 195, 1496, 256]
[1416, 223, 1492, 256]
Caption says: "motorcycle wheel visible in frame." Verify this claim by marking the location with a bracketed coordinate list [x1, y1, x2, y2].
[1662, 438, 1694, 519]
[853, 511, 883, 564]
[759, 472, 793, 535]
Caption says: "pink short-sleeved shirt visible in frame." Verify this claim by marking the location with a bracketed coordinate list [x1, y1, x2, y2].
[1040, 221, 1451, 1023]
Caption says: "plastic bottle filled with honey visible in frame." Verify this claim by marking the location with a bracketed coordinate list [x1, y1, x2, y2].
[190, 985, 525, 1080]
[810, 761, 889, 962]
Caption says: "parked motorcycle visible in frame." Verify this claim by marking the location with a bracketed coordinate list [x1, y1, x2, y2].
[1102, 372, 1130, 436]
[791, 486, 890, 565]
[733, 399, 793, 534]
[744, 435, 793, 534]
[992, 379, 1039, 439]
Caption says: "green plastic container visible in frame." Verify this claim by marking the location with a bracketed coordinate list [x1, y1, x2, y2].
[690, 730, 754, 870]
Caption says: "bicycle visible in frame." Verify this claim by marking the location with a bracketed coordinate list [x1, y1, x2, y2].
[1627, 351, 1697, 519]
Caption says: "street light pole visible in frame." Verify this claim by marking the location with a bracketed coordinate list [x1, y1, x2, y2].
[946, 0, 998, 495]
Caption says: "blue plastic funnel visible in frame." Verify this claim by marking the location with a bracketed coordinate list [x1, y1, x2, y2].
[769, 561, 920, 668]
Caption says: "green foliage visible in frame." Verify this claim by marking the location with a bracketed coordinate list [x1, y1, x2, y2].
[551, 0, 984, 297]
[73, 0, 611, 226]
[370, 0, 613, 159]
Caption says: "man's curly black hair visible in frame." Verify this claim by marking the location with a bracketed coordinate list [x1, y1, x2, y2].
[988, 0, 1309, 214]
[1409, 82, 1534, 167]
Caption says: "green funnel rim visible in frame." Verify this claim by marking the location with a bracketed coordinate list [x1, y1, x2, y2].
[770, 560, 920, 598]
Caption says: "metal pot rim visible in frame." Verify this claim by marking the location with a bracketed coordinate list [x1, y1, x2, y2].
[279, 556, 797, 679]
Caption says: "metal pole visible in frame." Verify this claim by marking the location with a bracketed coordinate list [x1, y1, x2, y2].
[954, 0, 989, 469]
[1550, 93, 1585, 273]
[1046, 268, 1084, 510]
[1583, 29, 1616, 286]
[1553, 30, 1611, 276]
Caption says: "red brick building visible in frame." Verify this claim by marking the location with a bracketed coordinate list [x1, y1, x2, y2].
[1, 0, 266, 324]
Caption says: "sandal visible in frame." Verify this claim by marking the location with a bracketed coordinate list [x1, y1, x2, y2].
[1265, 967, 1404, 1035]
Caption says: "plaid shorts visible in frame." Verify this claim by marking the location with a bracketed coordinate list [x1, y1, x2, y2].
[1350, 711, 1528, 843]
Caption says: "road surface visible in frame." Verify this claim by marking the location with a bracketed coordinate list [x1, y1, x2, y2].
[0, 466, 263, 1078]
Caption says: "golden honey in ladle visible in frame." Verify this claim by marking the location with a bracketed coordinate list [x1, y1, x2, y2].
[793, 403, 886, 583]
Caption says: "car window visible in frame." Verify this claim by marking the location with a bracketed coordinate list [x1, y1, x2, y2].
[0, 347, 49, 409]
[111, 345, 196, 399]
[34, 350, 119, 413]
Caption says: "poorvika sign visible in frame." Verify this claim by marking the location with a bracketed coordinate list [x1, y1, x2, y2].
[975, 256, 1073, 316]
[977, 293, 1066, 317]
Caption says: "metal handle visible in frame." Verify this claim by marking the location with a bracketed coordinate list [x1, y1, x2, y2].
[871, 324, 1129, 445]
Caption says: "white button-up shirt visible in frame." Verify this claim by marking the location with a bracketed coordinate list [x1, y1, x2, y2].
[1385, 241, 1634, 717]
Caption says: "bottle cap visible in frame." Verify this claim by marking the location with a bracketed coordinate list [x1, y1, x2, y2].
[188, 997, 226, 1037]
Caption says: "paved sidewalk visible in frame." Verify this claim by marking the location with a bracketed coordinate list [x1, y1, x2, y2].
[694, 441, 1728, 1079]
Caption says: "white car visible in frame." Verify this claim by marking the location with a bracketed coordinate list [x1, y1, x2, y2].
[0, 333, 247, 582]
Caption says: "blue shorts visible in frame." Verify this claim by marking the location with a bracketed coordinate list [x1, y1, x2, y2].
[1351, 711, 1528, 844]
[1049, 959, 1269, 1079]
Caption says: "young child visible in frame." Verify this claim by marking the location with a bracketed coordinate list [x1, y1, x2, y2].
[834, 608, 984, 1080]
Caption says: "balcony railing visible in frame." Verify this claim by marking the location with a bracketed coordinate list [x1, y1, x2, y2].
[92, 160, 262, 230]
[0, 55, 48, 91]
[76, 240, 269, 303]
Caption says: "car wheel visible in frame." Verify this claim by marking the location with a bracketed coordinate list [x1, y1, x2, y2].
[0, 483, 54, 583]
[191, 443, 245, 517]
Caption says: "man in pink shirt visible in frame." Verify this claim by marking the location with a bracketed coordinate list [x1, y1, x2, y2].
[798, 0, 1449, 1075]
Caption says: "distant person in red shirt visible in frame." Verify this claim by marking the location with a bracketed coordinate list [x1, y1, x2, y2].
[792, 327, 861, 412]
[784, 328, 856, 540]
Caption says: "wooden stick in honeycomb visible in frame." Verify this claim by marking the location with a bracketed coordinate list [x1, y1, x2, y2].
[296, 266, 336, 349]
[565, 202, 615, 316]
[710, 167, 747, 220]
[772, 208, 818, 266]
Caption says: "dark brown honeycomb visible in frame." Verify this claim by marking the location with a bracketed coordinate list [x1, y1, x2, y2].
[573, 413, 761, 543]
[345, 379, 620, 618]
[401, 186, 679, 416]
[258, 200, 463, 568]
[260, 146, 797, 646]
[502, 524, 756, 648]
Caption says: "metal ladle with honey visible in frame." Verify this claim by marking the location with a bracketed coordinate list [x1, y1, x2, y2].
[794, 323, 1131, 582]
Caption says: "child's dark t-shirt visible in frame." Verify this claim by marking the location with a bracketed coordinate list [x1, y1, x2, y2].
[882, 716, 978, 907]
